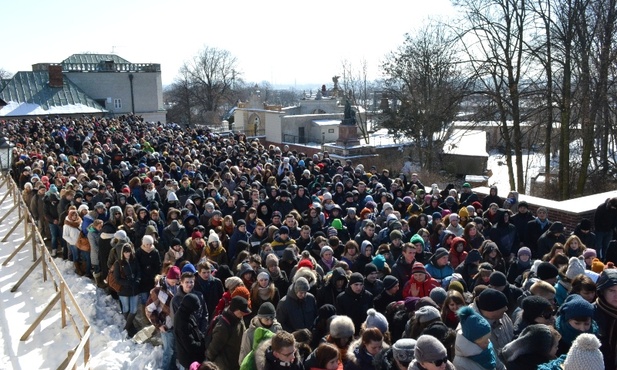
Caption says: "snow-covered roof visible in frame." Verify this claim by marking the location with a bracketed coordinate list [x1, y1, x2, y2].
[312, 119, 341, 126]
[443, 129, 489, 157]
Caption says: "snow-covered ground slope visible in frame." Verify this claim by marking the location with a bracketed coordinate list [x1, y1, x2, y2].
[0, 180, 162, 370]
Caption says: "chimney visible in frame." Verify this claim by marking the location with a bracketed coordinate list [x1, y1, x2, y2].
[48, 65, 63, 88]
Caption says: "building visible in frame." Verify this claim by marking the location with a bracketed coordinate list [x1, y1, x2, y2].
[0, 54, 166, 122]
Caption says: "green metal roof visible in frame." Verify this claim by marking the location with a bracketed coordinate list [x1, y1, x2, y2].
[0, 71, 106, 116]
[62, 53, 131, 65]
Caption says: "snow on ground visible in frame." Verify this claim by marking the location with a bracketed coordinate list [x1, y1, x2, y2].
[0, 182, 162, 370]
[485, 150, 546, 194]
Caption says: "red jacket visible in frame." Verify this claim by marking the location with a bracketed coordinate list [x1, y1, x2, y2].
[449, 237, 468, 269]
[402, 274, 440, 298]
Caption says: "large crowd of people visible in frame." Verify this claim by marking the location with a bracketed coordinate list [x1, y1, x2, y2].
[5, 114, 617, 370]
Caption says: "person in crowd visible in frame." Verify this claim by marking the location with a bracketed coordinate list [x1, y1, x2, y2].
[193, 261, 224, 321]
[336, 272, 374, 336]
[206, 296, 251, 370]
[174, 293, 206, 369]
[409, 334, 455, 370]
[555, 293, 599, 355]
[454, 306, 505, 370]
[593, 269, 617, 369]
[513, 295, 555, 336]
[472, 288, 513, 351]
[114, 243, 141, 336]
[276, 277, 317, 332]
[239, 302, 283, 364]
[501, 324, 561, 370]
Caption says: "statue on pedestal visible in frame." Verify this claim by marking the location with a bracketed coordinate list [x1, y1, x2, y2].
[342, 100, 356, 126]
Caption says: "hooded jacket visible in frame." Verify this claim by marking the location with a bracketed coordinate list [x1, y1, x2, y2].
[239, 316, 283, 365]
[174, 294, 206, 368]
[276, 280, 318, 332]
[488, 209, 519, 257]
[453, 330, 506, 370]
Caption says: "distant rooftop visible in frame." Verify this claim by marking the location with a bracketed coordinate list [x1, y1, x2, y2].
[62, 54, 131, 64]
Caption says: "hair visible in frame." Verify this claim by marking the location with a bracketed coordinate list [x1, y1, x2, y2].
[92, 219, 104, 228]
[571, 275, 597, 295]
[441, 290, 465, 321]
[271, 331, 296, 352]
[181, 272, 195, 281]
[402, 242, 416, 253]
[564, 235, 586, 256]
[361, 327, 383, 345]
[530, 280, 557, 296]
[543, 243, 565, 262]
[463, 222, 479, 239]
[344, 240, 359, 254]
[315, 343, 340, 368]
[197, 260, 213, 272]
[417, 228, 430, 238]
[121, 243, 135, 259]
[550, 253, 569, 269]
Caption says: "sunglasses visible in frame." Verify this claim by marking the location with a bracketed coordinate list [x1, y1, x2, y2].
[542, 310, 556, 320]
[432, 357, 449, 367]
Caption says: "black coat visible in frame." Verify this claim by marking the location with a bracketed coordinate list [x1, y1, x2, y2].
[135, 246, 161, 295]
[336, 287, 374, 335]
[174, 294, 206, 368]
[114, 257, 141, 297]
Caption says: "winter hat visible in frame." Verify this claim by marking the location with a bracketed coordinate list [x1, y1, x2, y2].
[349, 272, 364, 286]
[597, 269, 617, 292]
[166, 266, 181, 280]
[432, 247, 449, 261]
[224, 276, 243, 291]
[266, 254, 279, 268]
[390, 229, 403, 241]
[410, 234, 425, 250]
[383, 202, 394, 211]
[229, 296, 251, 314]
[331, 219, 343, 230]
[257, 271, 270, 282]
[392, 338, 417, 364]
[191, 230, 202, 240]
[431, 212, 442, 221]
[537, 262, 559, 280]
[364, 263, 378, 275]
[279, 226, 289, 235]
[583, 248, 597, 259]
[501, 324, 555, 364]
[489, 271, 508, 288]
[361, 240, 373, 255]
[550, 221, 564, 233]
[297, 259, 313, 269]
[372, 254, 386, 271]
[518, 247, 532, 258]
[448, 281, 465, 296]
[114, 230, 127, 240]
[412, 262, 427, 275]
[383, 275, 399, 290]
[558, 294, 595, 321]
[579, 219, 593, 231]
[476, 288, 508, 312]
[257, 302, 276, 319]
[566, 257, 586, 280]
[182, 263, 197, 275]
[77, 204, 89, 213]
[329, 315, 355, 339]
[294, 277, 310, 293]
[142, 235, 154, 245]
[466, 249, 482, 264]
[429, 287, 448, 307]
[457, 306, 491, 342]
[365, 308, 389, 334]
[459, 207, 469, 219]
[563, 333, 604, 370]
[322, 192, 332, 200]
[320, 246, 334, 257]
[171, 238, 182, 247]
[404, 296, 421, 312]
[231, 286, 250, 302]
[414, 334, 448, 364]
[415, 306, 441, 324]
[208, 229, 220, 244]
[521, 295, 553, 322]
[591, 258, 605, 273]
[449, 213, 459, 221]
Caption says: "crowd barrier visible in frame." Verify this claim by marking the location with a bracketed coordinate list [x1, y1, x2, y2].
[0, 172, 91, 370]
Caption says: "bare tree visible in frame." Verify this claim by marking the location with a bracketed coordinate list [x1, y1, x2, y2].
[381, 23, 468, 170]
[341, 59, 371, 143]
[0, 68, 11, 79]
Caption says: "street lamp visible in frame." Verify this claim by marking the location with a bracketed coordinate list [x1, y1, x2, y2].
[0, 137, 15, 172]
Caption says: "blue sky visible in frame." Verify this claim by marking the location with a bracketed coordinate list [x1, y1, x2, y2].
[2, 0, 454, 87]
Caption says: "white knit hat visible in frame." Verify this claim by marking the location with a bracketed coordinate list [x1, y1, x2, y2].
[563, 333, 604, 370]
[208, 229, 220, 244]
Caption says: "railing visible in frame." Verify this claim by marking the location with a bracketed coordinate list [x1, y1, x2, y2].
[0, 173, 91, 370]
[62, 63, 161, 73]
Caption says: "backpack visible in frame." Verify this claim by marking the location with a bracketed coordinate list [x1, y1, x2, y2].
[107, 262, 123, 293]
[204, 313, 231, 356]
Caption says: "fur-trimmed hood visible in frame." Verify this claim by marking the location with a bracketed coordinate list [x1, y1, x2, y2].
[293, 266, 318, 289]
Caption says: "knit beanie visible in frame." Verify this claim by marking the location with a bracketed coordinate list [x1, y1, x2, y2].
[383, 275, 399, 290]
[231, 286, 250, 301]
[563, 333, 604, 370]
[331, 218, 343, 231]
[390, 229, 403, 241]
[518, 247, 532, 258]
[415, 306, 441, 324]
[597, 269, 617, 292]
[191, 230, 202, 240]
[294, 277, 310, 293]
[558, 294, 595, 321]
[266, 254, 279, 268]
[404, 296, 421, 311]
[114, 230, 127, 240]
[166, 266, 181, 280]
[142, 235, 154, 245]
[521, 295, 553, 322]
[466, 249, 482, 264]
[171, 238, 182, 247]
[364, 263, 378, 275]
[476, 288, 508, 312]
[257, 271, 270, 282]
[320, 245, 334, 257]
[582, 248, 597, 259]
[412, 262, 427, 275]
[297, 259, 313, 269]
[365, 308, 389, 334]
[182, 263, 197, 274]
[501, 324, 554, 364]
[392, 338, 417, 363]
[566, 257, 586, 280]
[349, 272, 364, 286]
[537, 262, 559, 280]
[224, 276, 243, 291]
[257, 302, 276, 319]
[429, 287, 448, 307]
[433, 247, 449, 261]
[279, 226, 289, 235]
[414, 335, 448, 364]
[372, 254, 386, 271]
[457, 306, 491, 342]
[489, 271, 507, 288]
[208, 229, 220, 244]
[329, 315, 355, 339]
[591, 258, 605, 274]
[448, 281, 465, 296]
[459, 207, 469, 218]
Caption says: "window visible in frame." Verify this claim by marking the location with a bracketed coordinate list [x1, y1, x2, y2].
[114, 99, 122, 109]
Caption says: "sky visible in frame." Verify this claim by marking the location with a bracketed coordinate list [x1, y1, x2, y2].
[2, 0, 455, 88]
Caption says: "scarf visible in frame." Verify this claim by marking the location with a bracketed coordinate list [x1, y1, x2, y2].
[556, 315, 598, 345]
[145, 189, 157, 201]
[207, 244, 224, 258]
[321, 256, 335, 270]
[468, 341, 497, 370]
[258, 286, 271, 301]
[170, 247, 183, 259]
[597, 297, 617, 363]
[537, 218, 549, 229]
